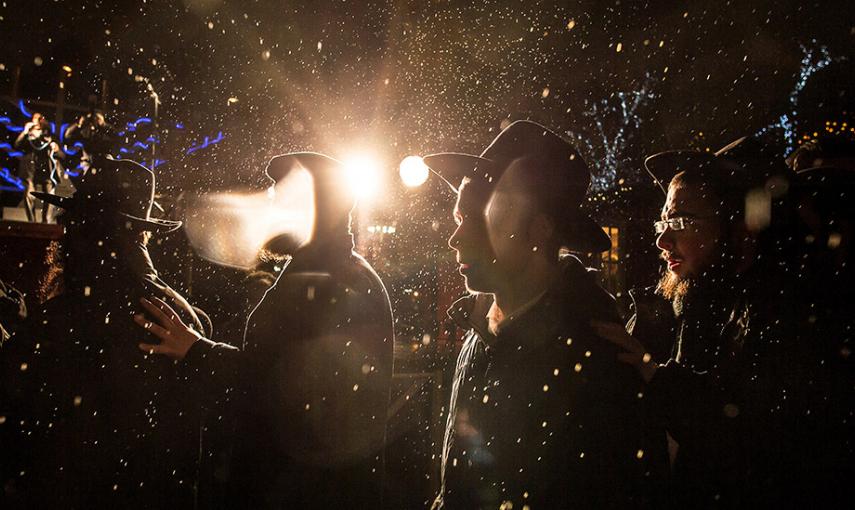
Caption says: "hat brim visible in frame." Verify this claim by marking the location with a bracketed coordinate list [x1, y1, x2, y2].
[643, 150, 720, 195]
[118, 212, 183, 232]
[30, 191, 74, 209]
[561, 214, 613, 254]
[266, 152, 344, 183]
[422, 153, 496, 193]
[30, 191, 182, 232]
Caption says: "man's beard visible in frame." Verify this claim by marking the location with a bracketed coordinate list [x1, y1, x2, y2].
[656, 270, 690, 301]
[655, 257, 734, 318]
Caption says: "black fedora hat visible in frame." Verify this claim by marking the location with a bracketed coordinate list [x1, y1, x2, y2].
[31, 159, 181, 232]
[265, 151, 355, 210]
[422, 120, 610, 253]
[644, 136, 788, 196]
[266, 152, 345, 187]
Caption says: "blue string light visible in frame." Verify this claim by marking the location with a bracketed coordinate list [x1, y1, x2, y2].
[185, 131, 224, 155]
[0, 167, 25, 191]
[17, 100, 31, 118]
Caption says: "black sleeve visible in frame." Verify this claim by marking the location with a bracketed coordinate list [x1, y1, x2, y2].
[182, 338, 242, 408]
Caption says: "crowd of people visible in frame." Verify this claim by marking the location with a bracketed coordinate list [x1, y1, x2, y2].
[0, 118, 853, 509]
[8, 107, 117, 223]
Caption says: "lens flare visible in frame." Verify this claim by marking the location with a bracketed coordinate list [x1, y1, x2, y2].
[343, 153, 382, 201]
[399, 156, 429, 187]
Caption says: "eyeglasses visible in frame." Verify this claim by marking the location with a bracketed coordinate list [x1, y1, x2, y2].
[653, 216, 698, 235]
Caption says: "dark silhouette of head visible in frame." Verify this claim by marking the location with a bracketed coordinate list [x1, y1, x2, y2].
[266, 152, 356, 248]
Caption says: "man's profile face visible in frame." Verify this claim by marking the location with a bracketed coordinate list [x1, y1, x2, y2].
[656, 180, 722, 281]
[448, 177, 536, 295]
[449, 180, 500, 293]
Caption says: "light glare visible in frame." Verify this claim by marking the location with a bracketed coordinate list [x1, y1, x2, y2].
[399, 156, 429, 187]
[343, 154, 382, 201]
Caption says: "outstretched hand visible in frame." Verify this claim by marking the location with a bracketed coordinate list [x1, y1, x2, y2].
[135, 296, 201, 360]
[591, 320, 658, 383]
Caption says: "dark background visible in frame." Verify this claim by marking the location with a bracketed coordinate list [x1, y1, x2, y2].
[2, 0, 852, 188]
[1, 2, 852, 506]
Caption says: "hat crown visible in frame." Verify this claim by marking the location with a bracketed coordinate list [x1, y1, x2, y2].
[481, 121, 592, 204]
[76, 160, 157, 219]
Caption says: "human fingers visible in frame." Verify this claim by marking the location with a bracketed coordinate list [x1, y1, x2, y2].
[139, 297, 177, 328]
[149, 296, 184, 325]
[134, 313, 171, 340]
[138, 342, 167, 355]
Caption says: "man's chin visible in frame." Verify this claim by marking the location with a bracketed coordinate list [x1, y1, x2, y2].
[656, 270, 691, 301]
[462, 274, 495, 295]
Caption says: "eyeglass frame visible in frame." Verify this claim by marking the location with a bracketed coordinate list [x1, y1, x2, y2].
[653, 216, 710, 235]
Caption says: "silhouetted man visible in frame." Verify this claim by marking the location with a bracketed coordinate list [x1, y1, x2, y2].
[596, 137, 849, 507]
[1, 159, 205, 508]
[425, 121, 651, 509]
[135, 153, 395, 509]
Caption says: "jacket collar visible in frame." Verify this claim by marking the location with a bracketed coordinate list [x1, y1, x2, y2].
[447, 255, 594, 346]
[448, 292, 496, 346]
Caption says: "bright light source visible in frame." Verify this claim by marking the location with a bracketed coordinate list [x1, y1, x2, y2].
[62, 65, 72, 73]
[399, 156, 429, 187]
[343, 153, 382, 201]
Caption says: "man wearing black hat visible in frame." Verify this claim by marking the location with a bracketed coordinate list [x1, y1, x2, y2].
[594, 137, 846, 507]
[0, 159, 206, 508]
[425, 121, 650, 509]
[133, 153, 395, 508]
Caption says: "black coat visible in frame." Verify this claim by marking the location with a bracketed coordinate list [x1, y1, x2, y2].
[2, 270, 205, 509]
[433, 256, 655, 509]
[186, 238, 395, 509]
[635, 271, 853, 508]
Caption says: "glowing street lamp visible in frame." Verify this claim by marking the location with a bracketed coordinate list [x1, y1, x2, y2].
[399, 155, 429, 187]
[343, 153, 382, 201]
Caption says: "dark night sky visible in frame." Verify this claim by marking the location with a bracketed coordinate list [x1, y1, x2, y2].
[1, 0, 853, 193]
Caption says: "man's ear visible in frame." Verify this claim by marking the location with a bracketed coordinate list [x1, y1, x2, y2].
[529, 213, 556, 247]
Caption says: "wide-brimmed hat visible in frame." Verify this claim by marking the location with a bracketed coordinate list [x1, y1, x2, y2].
[644, 136, 789, 196]
[423, 120, 611, 253]
[267, 152, 344, 187]
[31, 159, 181, 232]
[265, 151, 355, 210]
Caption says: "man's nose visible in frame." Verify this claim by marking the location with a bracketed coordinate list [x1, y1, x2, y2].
[656, 228, 675, 252]
[448, 224, 462, 251]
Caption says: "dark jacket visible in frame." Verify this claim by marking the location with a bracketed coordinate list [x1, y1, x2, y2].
[186, 235, 395, 509]
[2, 260, 205, 509]
[625, 286, 678, 365]
[634, 270, 850, 508]
[433, 256, 653, 509]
